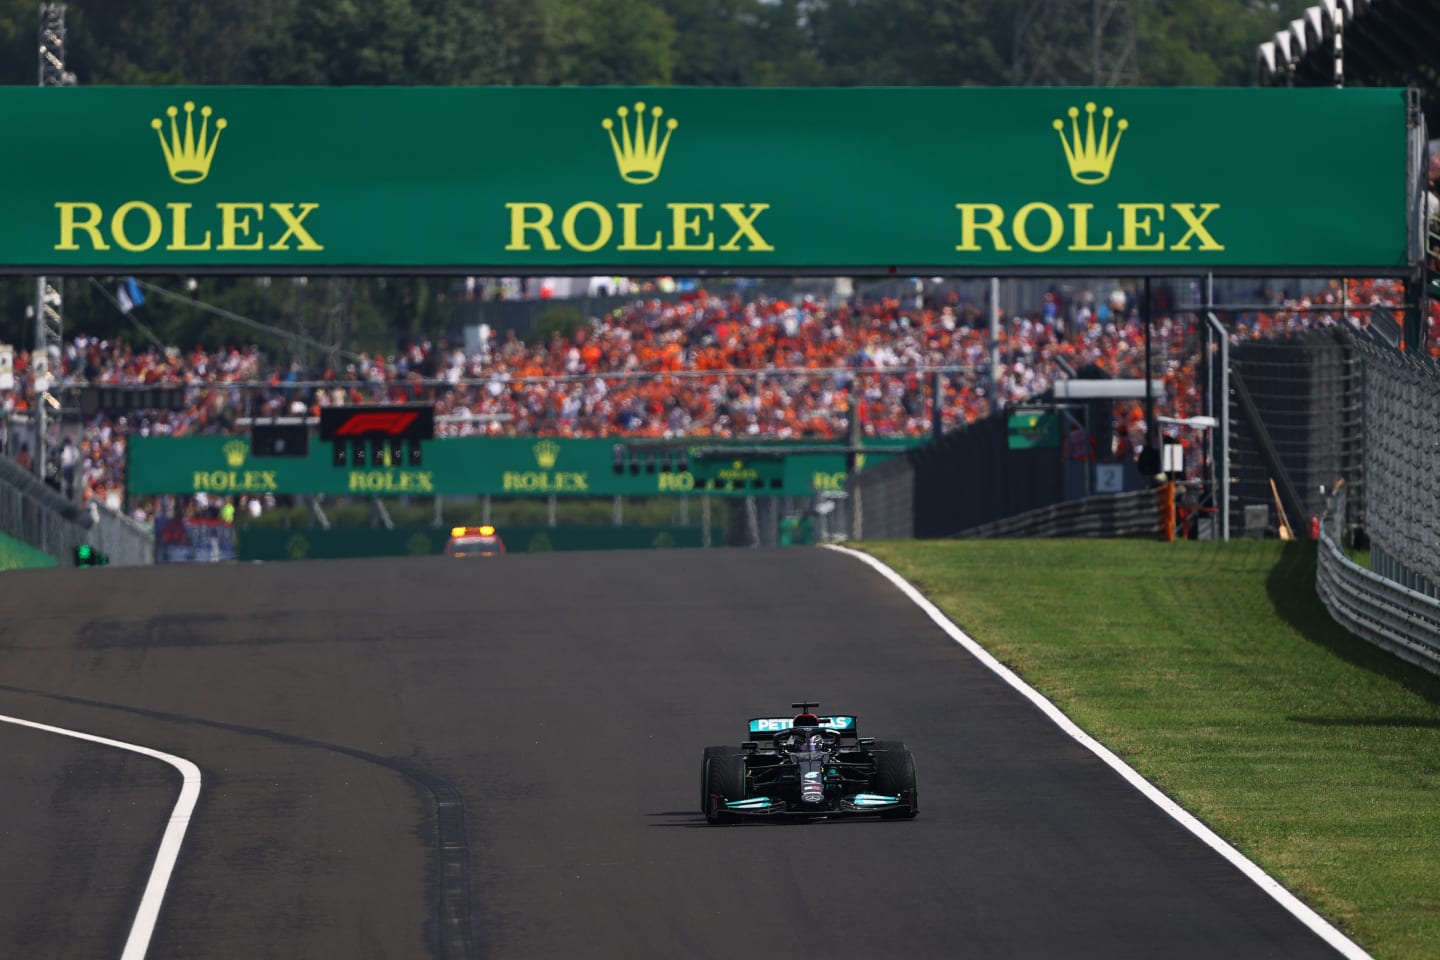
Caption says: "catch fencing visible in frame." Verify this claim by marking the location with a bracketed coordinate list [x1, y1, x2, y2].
[0, 456, 154, 566]
[843, 455, 914, 541]
[1227, 329, 1365, 540]
[1351, 336, 1440, 597]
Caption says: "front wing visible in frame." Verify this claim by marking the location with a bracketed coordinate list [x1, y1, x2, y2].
[721, 793, 907, 817]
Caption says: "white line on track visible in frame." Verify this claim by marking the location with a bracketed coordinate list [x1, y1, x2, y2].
[824, 543, 1372, 960]
[0, 712, 201, 960]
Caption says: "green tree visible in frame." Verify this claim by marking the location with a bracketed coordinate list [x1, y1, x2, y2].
[661, 0, 761, 86]
[0, 0, 39, 85]
[68, 0, 298, 85]
[565, 0, 676, 85]
[1137, 0, 1314, 87]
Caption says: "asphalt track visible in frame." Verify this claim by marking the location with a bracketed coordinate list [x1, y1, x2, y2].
[0, 548, 1350, 959]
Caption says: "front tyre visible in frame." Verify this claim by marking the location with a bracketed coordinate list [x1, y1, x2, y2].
[703, 749, 746, 824]
[700, 746, 729, 815]
[874, 745, 919, 820]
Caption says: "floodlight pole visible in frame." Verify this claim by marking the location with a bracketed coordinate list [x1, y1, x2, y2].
[34, 3, 74, 482]
[1332, 3, 1343, 88]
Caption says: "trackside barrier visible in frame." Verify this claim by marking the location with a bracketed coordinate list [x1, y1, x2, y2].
[1316, 488, 1440, 677]
[953, 488, 1160, 539]
[236, 524, 721, 562]
[0, 456, 154, 566]
[843, 454, 914, 541]
[155, 517, 237, 564]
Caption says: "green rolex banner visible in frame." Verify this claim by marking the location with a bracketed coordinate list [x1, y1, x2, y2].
[1007, 412, 1059, 450]
[0, 86, 1412, 273]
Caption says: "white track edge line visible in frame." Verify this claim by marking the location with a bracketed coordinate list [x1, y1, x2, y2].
[0, 712, 202, 960]
[823, 543, 1371, 960]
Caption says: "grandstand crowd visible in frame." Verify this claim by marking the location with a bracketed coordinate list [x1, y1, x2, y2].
[0, 274, 1429, 520]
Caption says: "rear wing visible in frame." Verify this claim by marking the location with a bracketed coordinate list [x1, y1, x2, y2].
[747, 716, 858, 740]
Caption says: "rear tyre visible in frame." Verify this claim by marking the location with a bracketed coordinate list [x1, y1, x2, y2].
[703, 748, 746, 824]
[873, 743, 919, 820]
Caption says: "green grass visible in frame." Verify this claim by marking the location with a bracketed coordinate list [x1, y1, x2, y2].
[0, 531, 59, 569]
[862, 539, 1440, 960]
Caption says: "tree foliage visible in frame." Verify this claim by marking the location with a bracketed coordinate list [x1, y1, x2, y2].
[41, 0, 1304, 91]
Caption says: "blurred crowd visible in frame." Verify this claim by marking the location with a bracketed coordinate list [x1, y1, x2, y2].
[0, 276, 1424, 517]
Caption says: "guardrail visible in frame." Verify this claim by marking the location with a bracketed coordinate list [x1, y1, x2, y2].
[0, 456, 154, 566]
[1316, 488, 1440, 676]
[954, 488, 1161, 539]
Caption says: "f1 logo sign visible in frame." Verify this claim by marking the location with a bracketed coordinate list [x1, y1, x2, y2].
[333, 411, 419, 437]
[319, 404, 435, 442]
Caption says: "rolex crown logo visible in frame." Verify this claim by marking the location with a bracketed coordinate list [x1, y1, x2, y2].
[534, 440, 560, 470]
[1053, 102, 1127, 185]
[602, 102, 678, 185]
[223, 439, 248, 468]
[151, 101, 228, 184]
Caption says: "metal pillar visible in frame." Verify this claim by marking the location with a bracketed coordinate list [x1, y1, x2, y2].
[38, 4, 75, 86]
[1143, 277, 1156, 451]
[988, 277, 1001, 408]
[1205, 311, 1230, 541]
[33, 5, 75, 481]
[930, 370, 944, 440]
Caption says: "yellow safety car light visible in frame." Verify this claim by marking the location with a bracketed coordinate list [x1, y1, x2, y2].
[479, 525, 495, 536]
[451, 527, 466, 538]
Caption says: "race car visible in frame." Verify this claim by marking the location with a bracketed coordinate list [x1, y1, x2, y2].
[444, 525, 506, 558]
[700, 702, 918, 822]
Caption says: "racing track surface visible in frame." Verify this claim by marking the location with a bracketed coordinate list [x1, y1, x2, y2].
[0, 549, 1350, 959]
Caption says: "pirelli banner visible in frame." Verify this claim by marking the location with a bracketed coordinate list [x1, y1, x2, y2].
[125, 435, 914, 498]
[0, 86, 1415, 273]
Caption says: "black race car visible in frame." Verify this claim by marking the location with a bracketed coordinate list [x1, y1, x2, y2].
[700, 702, 918, 822]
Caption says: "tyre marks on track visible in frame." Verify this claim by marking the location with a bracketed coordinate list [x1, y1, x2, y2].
[0, 682, 477, 959]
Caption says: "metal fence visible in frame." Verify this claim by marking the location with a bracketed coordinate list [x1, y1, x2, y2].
[844, 454, 915, 541]
[1317, 487, 1440, 676]
[0, 456, 154, 566]
[1226, 329, 1366, 540]
[952, 488, 1161, 539]
[1352, 336, 1440, 597]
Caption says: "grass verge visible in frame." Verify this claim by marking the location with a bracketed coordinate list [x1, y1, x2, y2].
[861, 538, 1440, 960]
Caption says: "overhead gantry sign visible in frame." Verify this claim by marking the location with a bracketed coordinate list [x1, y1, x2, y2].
[0, 86, 1418, 275]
